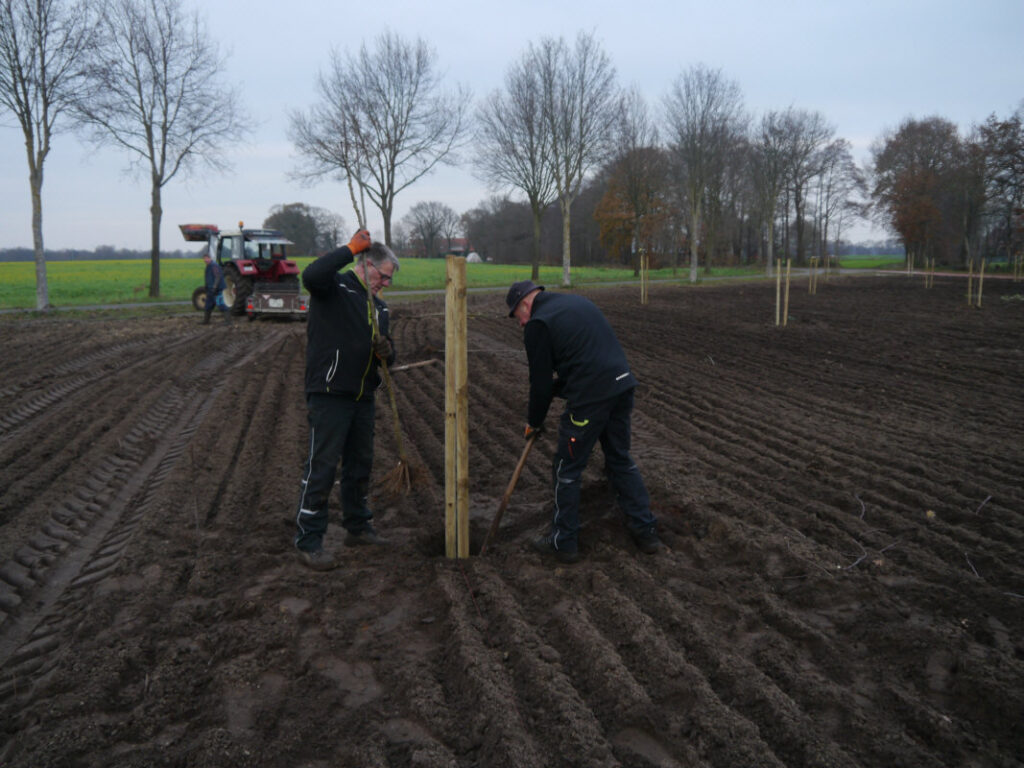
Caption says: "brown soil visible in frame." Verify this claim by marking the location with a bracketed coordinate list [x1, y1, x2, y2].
[1, 275, 1022, 768]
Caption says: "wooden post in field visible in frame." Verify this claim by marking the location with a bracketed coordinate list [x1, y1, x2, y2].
[783, 258, 792, 327]
[977, 258, 986, 308]
[966, 259, 974, 306]
[444, 256, 469, 558]
[640, 249, 648, 305]
[775, 256, 782, 326]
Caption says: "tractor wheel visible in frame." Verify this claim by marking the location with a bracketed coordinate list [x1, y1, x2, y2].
[223, 266, 253, 316]
[192, 286, 208, 311]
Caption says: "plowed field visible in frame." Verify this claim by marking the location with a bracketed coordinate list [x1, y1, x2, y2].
[1, 275, 1022, 768]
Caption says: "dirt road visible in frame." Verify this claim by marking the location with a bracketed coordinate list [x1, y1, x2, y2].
[1, 276, 1022, 767]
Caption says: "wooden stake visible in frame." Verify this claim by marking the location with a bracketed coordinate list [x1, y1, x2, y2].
[783, 258, 792, 327]
[444, 261, 457, 558]
[775, 257, 782, 327]
[640, 250, 648, 305]
[444, 256, 469, 558]
[967, 259, 974, 306]
[977, 258, 986, 308]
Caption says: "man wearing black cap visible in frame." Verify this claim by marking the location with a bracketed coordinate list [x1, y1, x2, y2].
[506, 280, 662, 563]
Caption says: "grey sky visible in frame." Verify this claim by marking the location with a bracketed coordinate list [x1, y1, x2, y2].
[1, 0, 1021, 251]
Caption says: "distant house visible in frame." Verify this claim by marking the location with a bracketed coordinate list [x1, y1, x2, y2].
[444, 238, 472, 257]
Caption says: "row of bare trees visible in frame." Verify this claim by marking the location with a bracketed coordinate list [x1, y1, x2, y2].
[5, 1, 1020, 311]
[470, 33, 870, 284]
[1, 0, 244, 309]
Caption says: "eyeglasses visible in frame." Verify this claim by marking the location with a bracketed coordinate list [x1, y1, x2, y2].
[370, 262, 394, 285]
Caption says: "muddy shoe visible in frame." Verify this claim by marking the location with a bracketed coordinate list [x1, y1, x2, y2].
[530, 534, 580, 564]
[297, 547, 338, 571]
[345, 526, 389, 546]
[633, 531, 665, 555]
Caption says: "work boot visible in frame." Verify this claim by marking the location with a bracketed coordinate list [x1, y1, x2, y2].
[530, 534, 580, 564]
[297, 547, 338, 571]
[632, 530, 665, 554]
[345, 525, 388, 546]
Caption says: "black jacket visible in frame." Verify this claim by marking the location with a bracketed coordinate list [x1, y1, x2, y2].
[523, 292, 636, 427]
[302, 246, 394, 398]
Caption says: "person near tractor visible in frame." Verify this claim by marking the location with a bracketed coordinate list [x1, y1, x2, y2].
[201, 249, 230, 324]
[505, 280, 663, 564]
[293, 229, 399, 571]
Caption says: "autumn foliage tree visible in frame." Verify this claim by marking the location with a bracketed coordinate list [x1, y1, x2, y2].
[870, 117, 965, 265]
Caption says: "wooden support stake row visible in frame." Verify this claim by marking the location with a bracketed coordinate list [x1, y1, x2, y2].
[444, 256, 469, 558]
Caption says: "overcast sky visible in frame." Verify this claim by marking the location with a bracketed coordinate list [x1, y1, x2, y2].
[1, 0, 1021, 251]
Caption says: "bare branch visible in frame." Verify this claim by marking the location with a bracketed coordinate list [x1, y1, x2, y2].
[289, 31, 470, 245]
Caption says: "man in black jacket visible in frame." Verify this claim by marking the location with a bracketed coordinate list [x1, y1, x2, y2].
[506, 280, 662, 563]
[294, 229, 398, 571]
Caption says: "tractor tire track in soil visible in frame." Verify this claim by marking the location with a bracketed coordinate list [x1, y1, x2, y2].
[0, 276, 1021, 767]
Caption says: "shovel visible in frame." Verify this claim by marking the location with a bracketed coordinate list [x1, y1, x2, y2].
[479, 433, 538, 555]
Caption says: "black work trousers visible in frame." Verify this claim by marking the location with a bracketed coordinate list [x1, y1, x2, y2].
[549, 388, 656, 553]
[294, 392, 375, 552]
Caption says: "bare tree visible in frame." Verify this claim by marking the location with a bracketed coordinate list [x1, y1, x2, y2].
[474, 45, 555, 280]
[0, 0, 96, 310]
[610, 86, 664, 273]
[978, 105, 1024, 255]
[402, 200, 458, 258]
[439, 204, 461, 252]
[535, 31, 617, 286]
[290, 31, 469, 245]
[814, 139, 864, 260]
[663, 64, 745, 283]
[750, 110, 790, 276]
[779, 108, 834, 264]
[76, 0, 244, 297]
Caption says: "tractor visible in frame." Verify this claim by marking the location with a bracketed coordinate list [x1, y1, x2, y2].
[181, 222, 308, 320]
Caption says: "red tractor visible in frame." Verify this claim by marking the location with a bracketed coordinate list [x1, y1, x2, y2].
[181, 222, 308, 320]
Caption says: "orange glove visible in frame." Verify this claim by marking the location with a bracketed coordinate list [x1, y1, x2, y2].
[348, 229, 371, 255]
[524, 425, 543, 440]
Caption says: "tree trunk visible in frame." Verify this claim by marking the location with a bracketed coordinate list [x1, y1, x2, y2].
[382, 207, 392, 247]
[794, 187, 805, 265]
[149, 181, 162, 298]
[689, 201, 700, 284]
[765, 219, 775, 278]
[30, 166, 50, 311]
[530, 204, 543, 282]
[559, 195, 572, 287]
